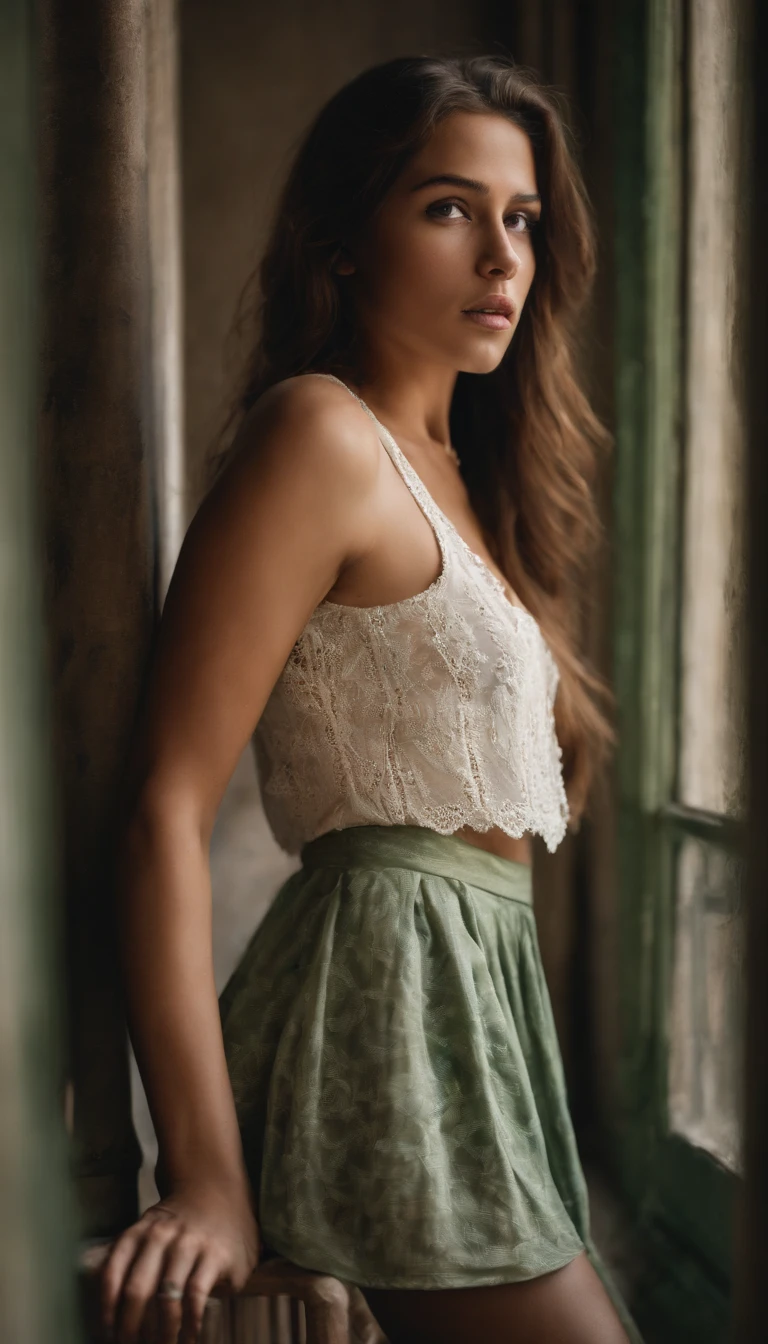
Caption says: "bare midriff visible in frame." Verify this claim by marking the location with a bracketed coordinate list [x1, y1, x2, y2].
[450, 823, 533, 867]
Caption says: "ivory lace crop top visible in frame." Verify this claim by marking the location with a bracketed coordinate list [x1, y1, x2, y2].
[251, 373, 570, 855]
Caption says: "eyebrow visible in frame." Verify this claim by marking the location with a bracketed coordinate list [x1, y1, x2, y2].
[409, 173, 541, 204]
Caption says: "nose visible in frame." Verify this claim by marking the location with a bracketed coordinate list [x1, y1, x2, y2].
[476, 223, 522, 279]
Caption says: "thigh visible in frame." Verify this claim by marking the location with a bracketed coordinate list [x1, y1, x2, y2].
[359, 1250, 633, 1344]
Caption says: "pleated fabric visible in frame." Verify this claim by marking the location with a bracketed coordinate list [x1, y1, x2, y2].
[219, 824, 642, 1340]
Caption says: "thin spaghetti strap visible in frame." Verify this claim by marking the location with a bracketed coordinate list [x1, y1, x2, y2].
[308, 373, 534, 619]
[309, 372, 381, 430]
[306, 372, 450, 539]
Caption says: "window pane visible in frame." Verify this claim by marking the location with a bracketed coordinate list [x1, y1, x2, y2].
[668, 836, 744, 1173]
[678, 0, 746, 817]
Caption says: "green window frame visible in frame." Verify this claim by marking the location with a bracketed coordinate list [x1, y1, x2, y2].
[613, 2, 744, 1339]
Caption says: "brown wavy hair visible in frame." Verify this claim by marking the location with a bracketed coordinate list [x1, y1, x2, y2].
[202, 51, 616, 832]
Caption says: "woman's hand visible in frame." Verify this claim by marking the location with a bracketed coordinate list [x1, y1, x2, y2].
[99, 1178, 261, 1344]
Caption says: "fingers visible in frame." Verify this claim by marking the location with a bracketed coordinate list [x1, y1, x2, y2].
[178, 1253, 225, 1344]
[109, 1220, 177, 1344]
[153, 1235, 203, 1344]
[100, 1228, 149, 1341]
[98, 1191, 259, 1344]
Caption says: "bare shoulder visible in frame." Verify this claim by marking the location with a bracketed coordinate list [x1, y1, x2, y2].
[188, 370, 384, 592]
[221, 371, 382, 495]
[122, 373, 384, 827]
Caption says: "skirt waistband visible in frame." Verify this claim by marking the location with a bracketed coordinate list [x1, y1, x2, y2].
[299, 824, 533, 906]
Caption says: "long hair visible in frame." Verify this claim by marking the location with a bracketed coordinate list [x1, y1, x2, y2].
[201, 52, 617, 831]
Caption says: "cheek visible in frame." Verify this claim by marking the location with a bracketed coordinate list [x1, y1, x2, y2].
[394, 224, 454, 277]
[364, 229, 453, 313]
[360, 226, 414, 292]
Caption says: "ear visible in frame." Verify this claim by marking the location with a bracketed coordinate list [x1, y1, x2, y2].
[332, 245, 356, 276]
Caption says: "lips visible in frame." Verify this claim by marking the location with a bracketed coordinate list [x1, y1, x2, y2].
[461, 295, 514, 332]
[462, 294, 515, 317]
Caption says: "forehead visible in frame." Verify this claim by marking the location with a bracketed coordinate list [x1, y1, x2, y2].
[401, 110, 538, 193]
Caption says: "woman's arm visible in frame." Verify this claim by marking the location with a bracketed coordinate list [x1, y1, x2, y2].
[101, 375, 381, 1344]
[115, 801, 246, 1192]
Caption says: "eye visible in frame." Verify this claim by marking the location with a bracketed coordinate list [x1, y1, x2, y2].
[506, 212, 540, 234]
[425, 200, 468, 221]
[426, 200, 540, 233]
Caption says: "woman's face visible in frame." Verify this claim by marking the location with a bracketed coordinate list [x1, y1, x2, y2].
[342, 110, 541, 376]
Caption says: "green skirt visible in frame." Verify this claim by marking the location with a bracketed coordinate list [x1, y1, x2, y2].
[219, 824, 641, 1338]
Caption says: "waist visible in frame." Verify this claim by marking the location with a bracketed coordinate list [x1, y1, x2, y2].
[299, 823, 533, 905]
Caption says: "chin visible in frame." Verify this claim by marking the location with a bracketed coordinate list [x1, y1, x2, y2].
[457, 345, 512, 375]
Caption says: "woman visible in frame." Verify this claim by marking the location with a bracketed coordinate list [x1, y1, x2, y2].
[100, 53, 642, 1344]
